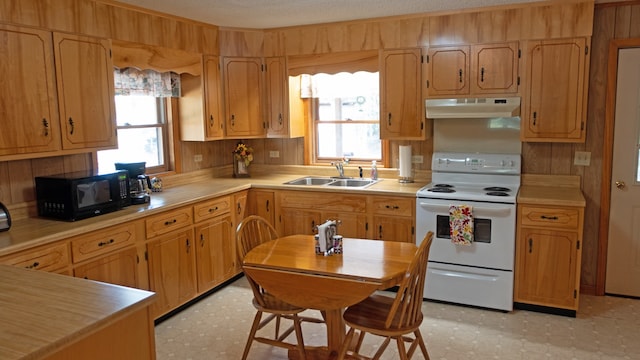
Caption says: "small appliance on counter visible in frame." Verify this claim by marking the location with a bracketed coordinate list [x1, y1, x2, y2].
[0, 202, 11, 231]
[115, 162, 152, 205]
[35, 170, 130, 221]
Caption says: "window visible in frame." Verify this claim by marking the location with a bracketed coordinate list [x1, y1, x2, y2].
[97, 95, 169, 174]
[303, 72, 382, 163]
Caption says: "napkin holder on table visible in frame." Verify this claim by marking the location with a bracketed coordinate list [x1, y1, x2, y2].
[315, 220, 338, 255]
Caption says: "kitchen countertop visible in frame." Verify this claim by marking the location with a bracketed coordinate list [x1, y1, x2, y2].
[517, 174, 586, 207]
[0, 264, 155, 360]
[0, 173, 426, 257]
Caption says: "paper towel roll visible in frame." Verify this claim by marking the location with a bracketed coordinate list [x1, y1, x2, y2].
[399, 145, 412, 178]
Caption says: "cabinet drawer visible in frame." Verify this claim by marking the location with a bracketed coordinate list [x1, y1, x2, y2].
[370, 196, 414, 217]
[278, 191, 366, 213]
[146, 206, 193, 238]
[70, 222, 137, 263]
[0, 242, 70, 272]
[519, 205, 580, 230]
[194, 196, 231, 223]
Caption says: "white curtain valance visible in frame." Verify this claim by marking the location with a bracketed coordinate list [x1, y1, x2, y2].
[114, 67, 181, 97]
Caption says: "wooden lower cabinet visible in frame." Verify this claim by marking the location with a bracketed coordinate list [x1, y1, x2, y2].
[249, 189, 276, 226]
[279, 207, 321, 236]
[147, 228, 198, 318]
[372, 216, 414, 243]
[514, 204, 584, 313]
[73, 247, 139, 288]
[194, 213, 235, 293]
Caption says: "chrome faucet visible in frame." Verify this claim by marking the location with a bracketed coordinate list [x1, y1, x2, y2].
[331, 158, 350, 178]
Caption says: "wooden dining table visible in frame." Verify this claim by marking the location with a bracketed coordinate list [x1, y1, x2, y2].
[242, 234, 418, 360]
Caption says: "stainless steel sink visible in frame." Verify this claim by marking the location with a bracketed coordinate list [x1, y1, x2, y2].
[284, 177, 335, 186]
[283, 176, 379, 188]
[326, 179, 378, 188]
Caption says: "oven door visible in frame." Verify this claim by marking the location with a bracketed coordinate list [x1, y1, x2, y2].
[416, 198, 516, 270]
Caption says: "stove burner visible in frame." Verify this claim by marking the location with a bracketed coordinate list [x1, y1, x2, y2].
[434, 184, 454, 188]
[427, 187, 456, 193]
[484, 186, 511, 192]
[486, 191, 509, 196]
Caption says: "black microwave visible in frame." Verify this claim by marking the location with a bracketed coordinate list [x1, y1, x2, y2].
[35, 170, 130, 221]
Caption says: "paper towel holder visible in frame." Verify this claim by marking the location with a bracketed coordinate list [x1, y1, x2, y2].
[398, 145, 414, 183]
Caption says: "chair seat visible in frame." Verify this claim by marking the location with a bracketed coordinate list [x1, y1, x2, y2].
[343, 294, 423, 335]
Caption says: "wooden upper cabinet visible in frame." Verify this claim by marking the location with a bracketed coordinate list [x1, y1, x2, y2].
[0, 24, 61, 156]
[264, 57, 288, 137]
[53, 33, 116, 150]
[380, 48, 424, 140]
[425, 46, 470, 97]
[223, 57, 265, 138]
[521, 38, 589, 142]
[426, 42, 518, 97]
[179, 55, 224, 141]
[470, 42, 519, 94]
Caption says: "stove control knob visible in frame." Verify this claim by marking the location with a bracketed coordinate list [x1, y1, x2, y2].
[500, 160, 506, 167]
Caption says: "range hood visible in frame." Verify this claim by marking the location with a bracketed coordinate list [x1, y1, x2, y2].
[425, 97, 521, 119]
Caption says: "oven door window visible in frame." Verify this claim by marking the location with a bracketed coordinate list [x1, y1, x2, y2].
[436, 215, 492, 243]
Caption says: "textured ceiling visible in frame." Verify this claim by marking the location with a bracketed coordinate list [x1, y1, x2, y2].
[115, 0, 543, 29]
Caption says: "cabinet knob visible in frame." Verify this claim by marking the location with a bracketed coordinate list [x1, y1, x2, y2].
[615, 180, 626, 190]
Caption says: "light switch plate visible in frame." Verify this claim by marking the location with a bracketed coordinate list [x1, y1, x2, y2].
[194, 154, 203, 162]
[269, 151, 280, 158]
[412, 155, 424, 164]
[574, 151, 591, 166]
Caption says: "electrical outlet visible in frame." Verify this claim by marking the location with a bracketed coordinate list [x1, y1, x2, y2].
[194, 154, 203, 162]
[574, 151, 591, 166]
[269, 151, 280, 158]
[411, 155, 423, 164]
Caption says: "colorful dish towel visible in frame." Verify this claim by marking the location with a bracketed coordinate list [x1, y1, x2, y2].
[449, 205, 474, 245]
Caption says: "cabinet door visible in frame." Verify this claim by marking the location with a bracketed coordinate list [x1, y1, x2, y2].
[0, 25, 61, 156]
[233, 190, 249, 224]
[223, 57, 264, 138]
[74, 247, 138, 288]
[249, 190, 275, 226]
[471, 42, 519, 94]
[194, 214, 235, 293]
[53, 33, 116, 149]
[204, 55, 224, 139]
[372, 216, 414, 243]
[426, 45, 470, 96]
[279, 208, 321, 236]
[515, 228, 579, 309]
[323, 212, 368, 239]
[380, 48, 424, 140]
[522, 38, 588, 142]
[265, 57, 289, 137]
[147, 228, 197, 318]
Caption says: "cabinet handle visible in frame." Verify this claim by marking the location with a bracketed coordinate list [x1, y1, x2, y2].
[208, 206, 219, 213]
[540, 215, 558, 220]
[266, 200, 270, 213]
[278, 113, 283, 125]
[68, 117, 74, 135]
[388, 113, 392, 126]
[164, 219, 177, 225]
[379, 225, 383, 239]
[528, 238, 533, 253]
[385, 205, 400, 210]
[231, 114, 235, 126]
[480, 67, 485, 82]
[98, 239, 115, 247]
[26, 261, 40, 269]
[42, 118, 49, 136]
[200, 234, 205, 247]
[311, 220, 316, 233]
[237, 202, 242, 215]
[186, 238, 191, 253]
[209, 114, 214, 126]
[459, 69, 463, 83]
[532, 111, 537, 125]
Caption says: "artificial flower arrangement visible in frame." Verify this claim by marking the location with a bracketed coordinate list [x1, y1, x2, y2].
[233, 142, 254, 167]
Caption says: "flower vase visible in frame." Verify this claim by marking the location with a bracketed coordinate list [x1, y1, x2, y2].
[233, 158, 250, 178]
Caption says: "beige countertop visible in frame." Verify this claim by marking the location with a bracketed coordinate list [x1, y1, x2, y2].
[0, 264, 155, 360]
[517, 185, 586, 207]
[0, 173, 427, 257]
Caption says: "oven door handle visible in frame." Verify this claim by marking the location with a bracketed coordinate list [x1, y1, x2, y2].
[418, 202, 512, 217]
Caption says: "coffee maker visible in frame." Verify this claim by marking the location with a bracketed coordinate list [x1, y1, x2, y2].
[115, 162, 151, 204]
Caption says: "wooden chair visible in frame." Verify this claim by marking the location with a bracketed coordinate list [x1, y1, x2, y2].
[236, 215, 323, 360]
[336, 231, 434, 360]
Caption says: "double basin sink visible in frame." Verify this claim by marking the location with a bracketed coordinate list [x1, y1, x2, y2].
[284, 176, 380, 188]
